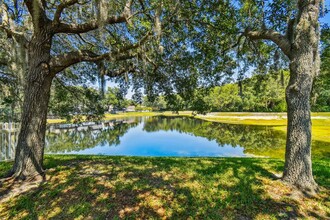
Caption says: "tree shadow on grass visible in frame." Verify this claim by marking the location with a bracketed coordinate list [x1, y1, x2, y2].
[0, 156, 328, 219]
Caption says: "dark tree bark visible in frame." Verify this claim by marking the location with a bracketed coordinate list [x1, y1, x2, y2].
[245, 0, 320, 193]
[11, 28, 54, 180]
[283, 57, 317, 192]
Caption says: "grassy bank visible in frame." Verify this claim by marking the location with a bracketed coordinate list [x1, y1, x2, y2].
[196, 112, 330, 143]
[0, 155, 329, 219]
[46, 111, 190, 124]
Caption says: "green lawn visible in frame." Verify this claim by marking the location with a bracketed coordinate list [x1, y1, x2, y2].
[0, 155, 329, 219]
[46, 111, 188, 124]
[196, 112, 330, 143]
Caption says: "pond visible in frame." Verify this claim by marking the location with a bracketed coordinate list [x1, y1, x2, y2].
[1, 116, 329, 161]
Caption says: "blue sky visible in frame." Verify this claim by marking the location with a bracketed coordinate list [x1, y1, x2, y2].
[320, 5, 330, 25]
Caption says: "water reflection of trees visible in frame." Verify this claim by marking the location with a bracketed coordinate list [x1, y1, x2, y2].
[144, 116, 330, 159]
[44, 116, 329, 159]
[45, 121, 139, 153]
[143, 116, 287, 158]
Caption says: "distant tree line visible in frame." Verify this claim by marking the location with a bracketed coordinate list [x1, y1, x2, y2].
[2, 64, 329, 122]
[45, 65, 330, 118]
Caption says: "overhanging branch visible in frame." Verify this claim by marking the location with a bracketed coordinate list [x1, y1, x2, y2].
[244, 28, 291, 58]
[24, 0, 50, 28]
[53, 0, 134, 34]
[49, 49, 137, 74]
[54, 0, 79, 23]
[105, 64, 136, 77]
[50, 30, 152, 74]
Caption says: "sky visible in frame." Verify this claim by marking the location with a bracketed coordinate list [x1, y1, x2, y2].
[320, 4, 330, 25]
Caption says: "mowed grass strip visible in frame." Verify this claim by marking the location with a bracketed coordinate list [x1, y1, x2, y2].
[198, 114, 330, 144]
[46, 111, 189, 124]
[0, 155, 329, 219]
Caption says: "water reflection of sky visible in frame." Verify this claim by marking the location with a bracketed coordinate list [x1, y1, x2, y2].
[52, 123, 246, 157]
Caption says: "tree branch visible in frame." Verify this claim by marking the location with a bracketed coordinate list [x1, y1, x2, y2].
[53, 0, 134, 34]
[105, 64, 136, 77]
[244, 28, 291, 58]
[54, 16, 127, 34]
[50, 30, 152, 74]
[222, 33, 244, 56]
[49, 50, 102, 74]
[53, 0, 79, 23]
[49, 50, 136, 74]
[24, 0, 50, 28]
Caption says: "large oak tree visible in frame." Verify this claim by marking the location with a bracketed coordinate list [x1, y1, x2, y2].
[0, 0, 168, 180]
[241, 0, 322, 193]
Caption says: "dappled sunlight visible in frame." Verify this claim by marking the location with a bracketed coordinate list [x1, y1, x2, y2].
[0, 156, 329, 219]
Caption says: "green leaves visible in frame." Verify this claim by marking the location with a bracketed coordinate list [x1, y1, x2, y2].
[49, 81, 106, 121]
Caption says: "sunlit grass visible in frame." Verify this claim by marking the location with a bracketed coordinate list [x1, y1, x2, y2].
[198, 114, 330, 143]
[200, 117, 287, 126]
[46, 112, 193, 124]
[46, 118, 66, 124]
[104, 111, 194, 119]
[211, 112, 330, 117]
[104, 112, 158, 119]
[0, 155, 328, 219]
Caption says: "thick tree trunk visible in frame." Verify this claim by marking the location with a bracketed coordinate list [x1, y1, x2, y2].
[282, 1, 320, 193]
[283, 59, 317, 192]
[11, 31, 53, 180]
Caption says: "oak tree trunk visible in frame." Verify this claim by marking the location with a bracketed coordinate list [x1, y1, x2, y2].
[282, 1, 320, 193]
[11, 30, 53, 180]
[284, 57, 317, 192]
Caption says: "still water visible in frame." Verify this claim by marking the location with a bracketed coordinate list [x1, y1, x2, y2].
[1, 116, 329, 160]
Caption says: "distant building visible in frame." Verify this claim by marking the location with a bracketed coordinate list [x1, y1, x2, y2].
[126, 106, 135, 112]
[108, 105, 114, 112]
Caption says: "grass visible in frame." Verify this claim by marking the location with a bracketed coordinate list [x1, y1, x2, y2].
[196, 113, 330, 143]
[0, 155, 329, 219]
[47, 118, 66, 124]
[46, 111, 192, 124]
[104, 111, 194, 119]
[104, 111, 158, 119]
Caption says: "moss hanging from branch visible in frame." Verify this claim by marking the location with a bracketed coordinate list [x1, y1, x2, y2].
[0, 3, 9, 25]
[96, 0, 108, 28]
[154, 1, 163, 54]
